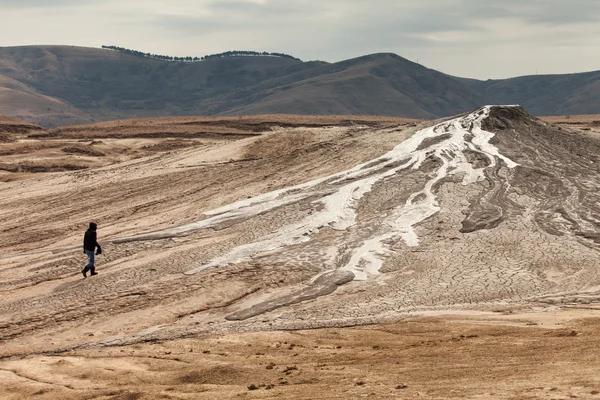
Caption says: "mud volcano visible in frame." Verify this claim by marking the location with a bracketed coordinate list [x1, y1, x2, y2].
[0, 106, 599, 355]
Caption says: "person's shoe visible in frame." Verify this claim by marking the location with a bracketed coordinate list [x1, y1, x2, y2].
[82, 269, 87, 278]
[90, 271, 98, 276]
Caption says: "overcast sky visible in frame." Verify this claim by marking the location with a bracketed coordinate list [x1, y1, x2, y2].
[1, 0, 599, 79]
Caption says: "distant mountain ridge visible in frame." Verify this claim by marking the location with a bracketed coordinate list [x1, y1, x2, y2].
[101, 45, 302, 62]
[0, 45, 599, 127]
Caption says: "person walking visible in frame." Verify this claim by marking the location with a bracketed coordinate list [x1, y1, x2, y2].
[82, 222, 102, 278]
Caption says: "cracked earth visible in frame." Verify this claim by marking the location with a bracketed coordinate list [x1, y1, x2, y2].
[1, 108, 599, 399]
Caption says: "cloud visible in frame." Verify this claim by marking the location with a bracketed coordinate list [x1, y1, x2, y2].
[0, 0, 599, 79]
[496, 0, 600, 25]
[207, 0, 323, 16]
[0, 0, 99, 8]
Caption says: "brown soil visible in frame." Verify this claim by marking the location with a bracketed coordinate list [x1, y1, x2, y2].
[42, 114, 418, 139]
[140, 139, 200, 152]
[0, 115, 418, 182]
[0, 161, 87, 173]
[540, 114, 600, 140]
[1, 110, 599, 400]
[60, 145, 105, 157]
[0, 114, 43, 142]
[540, 114, 600, 124]
[0, 132, 12, 143]
[2, 310, 600, 399]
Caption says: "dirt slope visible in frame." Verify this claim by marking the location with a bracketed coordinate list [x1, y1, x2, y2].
[0, 114, 43, 143]
[0, 108, 599, 399]
[0, 74, 93, 127]
[0, 114, 415, 182]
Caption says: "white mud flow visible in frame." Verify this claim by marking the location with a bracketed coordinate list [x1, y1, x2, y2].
[177, 106, 518, 279]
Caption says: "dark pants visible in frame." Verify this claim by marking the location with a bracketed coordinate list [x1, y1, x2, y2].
[84, 249, 95, 273]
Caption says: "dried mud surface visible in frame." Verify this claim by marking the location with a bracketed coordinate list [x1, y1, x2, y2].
[0, 115, 416, 182]
[1, 109, 599, 399]
[2, 310, 600, 400]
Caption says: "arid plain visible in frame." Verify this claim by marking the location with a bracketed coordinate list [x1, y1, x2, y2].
[1, 110, 599, 399]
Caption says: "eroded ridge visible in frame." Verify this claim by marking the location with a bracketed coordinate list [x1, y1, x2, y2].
[183, 106, 518, 280]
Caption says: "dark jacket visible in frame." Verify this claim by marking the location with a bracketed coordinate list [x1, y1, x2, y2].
[83, 229, 101, 253]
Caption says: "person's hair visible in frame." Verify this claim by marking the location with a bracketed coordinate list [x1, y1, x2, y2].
[89, 222, 97, 230]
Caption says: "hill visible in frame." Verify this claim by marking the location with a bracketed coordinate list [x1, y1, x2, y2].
[0, 45, 307, 127]
[0, 107, 599, 398]
[0, 74, 93, 127]
[458, 71, 600, 115]
[0, 46, 599, 127]
[218, 53, 487, 118]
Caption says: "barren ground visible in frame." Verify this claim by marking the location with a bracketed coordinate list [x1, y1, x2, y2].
[540, 114, 600, 139]
[3, 309, 600, 400]
[1, 111, 599, 399]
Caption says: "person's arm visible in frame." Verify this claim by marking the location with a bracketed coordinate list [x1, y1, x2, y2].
[83, 231, 87, 253]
